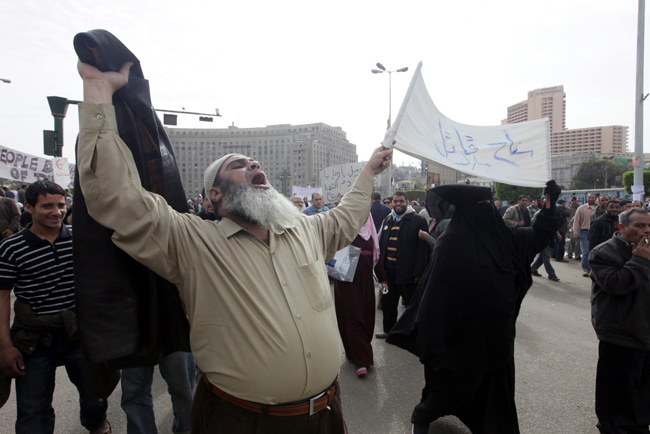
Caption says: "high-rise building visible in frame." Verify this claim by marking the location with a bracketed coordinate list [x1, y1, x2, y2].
[502, 85, 628, 155]
[165, 122, 358, 198]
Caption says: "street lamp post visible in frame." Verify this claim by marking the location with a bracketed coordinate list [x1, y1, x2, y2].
[44, 96, 82, 157]
[0, 78, 10, 84]
[277, 169, 292, 197]
[372, 63, 408, 195]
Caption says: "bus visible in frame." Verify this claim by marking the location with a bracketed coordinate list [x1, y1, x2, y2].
[559, 188, 627, 203]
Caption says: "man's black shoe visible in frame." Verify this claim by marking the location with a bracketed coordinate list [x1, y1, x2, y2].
[531, 270, 542, 277]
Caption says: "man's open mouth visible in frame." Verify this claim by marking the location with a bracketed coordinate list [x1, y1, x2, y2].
[251, 172, 268, 187]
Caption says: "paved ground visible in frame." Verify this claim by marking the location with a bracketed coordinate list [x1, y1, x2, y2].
[0, 256, 601, 433]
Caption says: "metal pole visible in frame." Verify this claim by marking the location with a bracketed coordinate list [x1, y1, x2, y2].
[388, 71, 392, 193]
[634, 0, 645, 193]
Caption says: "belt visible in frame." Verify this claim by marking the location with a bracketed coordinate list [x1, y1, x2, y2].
[202, 374, 337, 416]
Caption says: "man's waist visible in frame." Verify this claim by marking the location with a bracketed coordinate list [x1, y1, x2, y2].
[203, 373, 338, 416]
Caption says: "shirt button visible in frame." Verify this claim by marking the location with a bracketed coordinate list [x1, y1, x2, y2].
[296, 313, 301, 319]
[96, 114, 103, 120]
[306, 352, 312, 358]
[282, 281, 287, 285]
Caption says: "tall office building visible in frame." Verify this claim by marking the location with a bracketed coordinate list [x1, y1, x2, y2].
[166, 122, 358, 198]
[502, 85, 628, 155]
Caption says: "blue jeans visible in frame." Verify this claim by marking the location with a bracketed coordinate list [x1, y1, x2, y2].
[121, 351, 195, 434]
[15, 332, 107, 434]
[531, 246, 557, 279]
[579, 229, 590, 271]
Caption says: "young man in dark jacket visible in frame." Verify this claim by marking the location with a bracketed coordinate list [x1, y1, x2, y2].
[588, 200, 621, 251]
[589, 208, 650, 433]
[376, 191, 428, 339]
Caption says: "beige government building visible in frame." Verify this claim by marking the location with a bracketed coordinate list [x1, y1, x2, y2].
[165, 123, 358, 198]
[502, 85, 628, 155]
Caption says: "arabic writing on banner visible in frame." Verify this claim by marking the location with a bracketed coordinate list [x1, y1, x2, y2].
[319, 161, 366, 203]
[291, 185, 322, 200]
[0, 145, 75, 188]
[381, 62, 551, 187]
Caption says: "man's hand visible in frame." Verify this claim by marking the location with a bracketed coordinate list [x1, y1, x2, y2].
[361, 145, 393, 178]
[1, 229, 12, 238]
[78, 60, 132, 105]
[0, 346, 24, 377]
[418, 230, 429, 240]
[517, 221, 524, 227]
[631, 236, 650, 261]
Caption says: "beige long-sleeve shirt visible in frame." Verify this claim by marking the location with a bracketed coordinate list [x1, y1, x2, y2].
[573, 203, 596, 233]
[77, 104, 373, 404]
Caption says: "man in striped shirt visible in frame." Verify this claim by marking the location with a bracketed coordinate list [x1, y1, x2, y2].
[0, 181, 109, 434]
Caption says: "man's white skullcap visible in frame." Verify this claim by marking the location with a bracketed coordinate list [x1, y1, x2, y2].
[204, 153, 236, 194]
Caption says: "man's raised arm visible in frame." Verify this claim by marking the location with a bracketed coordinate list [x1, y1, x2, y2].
[79, 60, 132, 104]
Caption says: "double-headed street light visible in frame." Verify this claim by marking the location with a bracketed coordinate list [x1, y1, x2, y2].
[371, 63, 408, 130]
[0, 78, 11, 84]
[372, 63, 408, 194]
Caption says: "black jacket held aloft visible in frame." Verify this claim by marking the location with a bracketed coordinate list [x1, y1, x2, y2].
[590, 234, 650, 351]
[72, 29, 190, 368]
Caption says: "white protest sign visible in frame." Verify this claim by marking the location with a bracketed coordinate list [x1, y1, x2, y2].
[382, 62, 551, 187]
[0, 146, 54, 183]
[53, 158, 71, 189]
[631, 185, 645, 194]
[291, 185, 322, 199]
[319, 161, 366, 203]
[0, 145, 75, 188]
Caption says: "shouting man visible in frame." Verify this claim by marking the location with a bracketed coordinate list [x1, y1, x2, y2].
[76, 59, 392, 433]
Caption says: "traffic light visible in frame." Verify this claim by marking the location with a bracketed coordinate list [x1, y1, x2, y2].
[163, 114, 177, 126]
[43, 130, 57, 156]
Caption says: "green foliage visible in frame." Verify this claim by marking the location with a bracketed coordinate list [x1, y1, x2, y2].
[404, 190, 426, 202]
[494, 182, 544, 203]
[571, 160, 627, 189]
[621, 170, 650, 194]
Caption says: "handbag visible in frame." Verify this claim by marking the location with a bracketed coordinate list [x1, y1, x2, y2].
[326, 245, 361, 282]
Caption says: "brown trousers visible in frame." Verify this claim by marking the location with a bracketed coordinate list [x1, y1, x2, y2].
[190, 379, 347, 434]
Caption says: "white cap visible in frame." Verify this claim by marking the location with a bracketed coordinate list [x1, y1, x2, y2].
[204, 153, 236, 195]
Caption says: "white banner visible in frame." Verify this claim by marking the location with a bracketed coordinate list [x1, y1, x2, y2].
[291, 185, 322, 200]
[320, 161, 366, 203]
[382, 62, 551, 187]
[0, 145, 75, 188]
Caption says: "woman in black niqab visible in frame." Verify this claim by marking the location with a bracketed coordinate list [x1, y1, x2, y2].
[387, 182, 563, 434]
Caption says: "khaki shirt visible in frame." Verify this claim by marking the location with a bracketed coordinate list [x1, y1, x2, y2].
[77, 104, 373, 404]
[573, 203, 596, 233]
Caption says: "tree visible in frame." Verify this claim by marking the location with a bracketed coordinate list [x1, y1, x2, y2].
[570, 160, 627, 189]
[622, 170, 650, 194]
[494, 182, 544, 203]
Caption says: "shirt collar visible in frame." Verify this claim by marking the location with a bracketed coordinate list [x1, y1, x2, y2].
[218, 217, 294, 238]
[22, 223, 71, 246]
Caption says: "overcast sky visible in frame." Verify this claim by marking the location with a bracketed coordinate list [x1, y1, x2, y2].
[0, 0, 645, 171]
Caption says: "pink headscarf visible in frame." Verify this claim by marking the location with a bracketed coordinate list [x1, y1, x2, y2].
[358, 214, 380, 267]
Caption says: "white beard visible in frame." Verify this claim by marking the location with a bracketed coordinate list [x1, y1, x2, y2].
[220, 180, 302, 232]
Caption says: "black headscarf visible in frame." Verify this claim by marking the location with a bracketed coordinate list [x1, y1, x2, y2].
[432, 184, 514, 273]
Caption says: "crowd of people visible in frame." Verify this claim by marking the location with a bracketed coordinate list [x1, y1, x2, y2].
[0, 55, 648, 434]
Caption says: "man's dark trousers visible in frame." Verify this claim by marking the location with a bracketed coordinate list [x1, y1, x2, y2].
[595, 341, 650, 433]
[381, 268, 417, 333]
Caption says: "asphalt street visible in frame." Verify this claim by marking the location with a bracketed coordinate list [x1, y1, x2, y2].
[0, 256, 601, 433]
